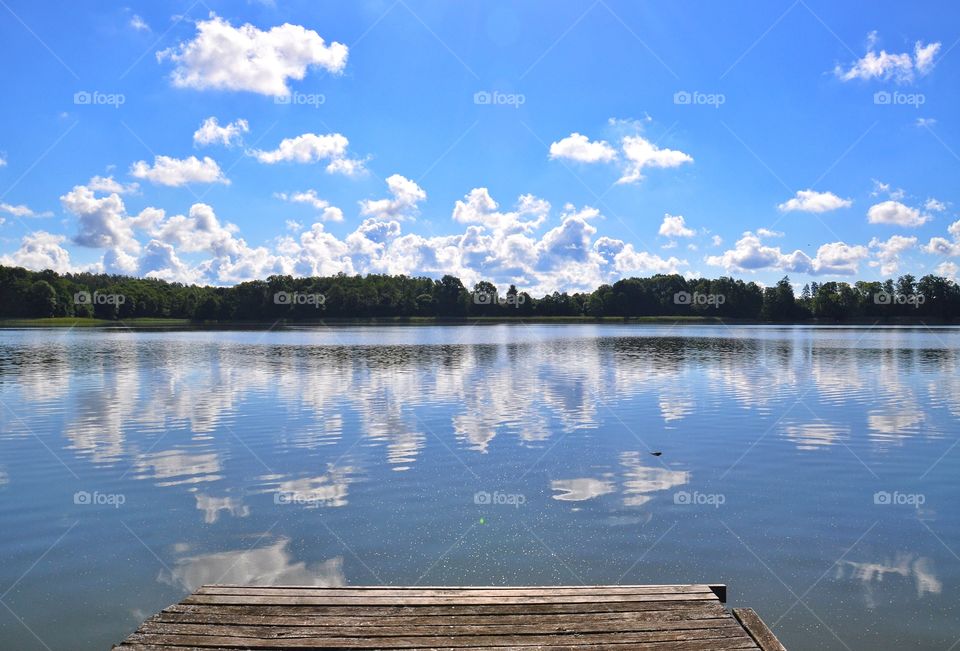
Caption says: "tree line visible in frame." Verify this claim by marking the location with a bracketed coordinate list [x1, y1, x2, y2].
[1, 264, 959, 322]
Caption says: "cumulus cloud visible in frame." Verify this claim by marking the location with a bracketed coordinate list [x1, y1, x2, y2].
[359, 175, 426, 222]
[452, 188, 549, 234]
[778, 189, 852, 213]
[925, 198, 947, 212]
[157, 13, 348, 96]
[0, 231, 77, 273]
[936, 262, 959, 281]
[618, 135, 693, 184]
[869, 235, 916, 276]
[194, 117, 249, 147]
[87, 175, 139, 194]
[835, 32, 941, 84]
[706, 231, 868, 276]
[61, 184, 141, 253]
[0, 154, 6, 167]
[250, 132, 365, 175]
[549, 133, 617, 163]
[658, 214, 695, 238]
[130, 155, 229, 186]
[275, 190, 344, 222]
[924, 219, 960, 257]
[0, 202, 52, 218]
[866, 200, 931, 227]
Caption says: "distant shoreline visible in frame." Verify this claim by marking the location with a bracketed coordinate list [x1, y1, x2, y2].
[2, 316, 959, 329]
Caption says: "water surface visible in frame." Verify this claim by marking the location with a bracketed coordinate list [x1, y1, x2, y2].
[0, 324, 958, 649]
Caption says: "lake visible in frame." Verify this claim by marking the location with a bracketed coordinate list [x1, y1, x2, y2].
[0, 324, 957, 649]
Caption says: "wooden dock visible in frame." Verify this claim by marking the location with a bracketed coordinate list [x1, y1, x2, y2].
[114, 584, 787, 650]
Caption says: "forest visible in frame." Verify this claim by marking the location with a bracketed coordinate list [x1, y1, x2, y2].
[1, 264, 959, 322]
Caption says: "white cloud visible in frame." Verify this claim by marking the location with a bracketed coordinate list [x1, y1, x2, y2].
[618, 135, 693, 184]
[925, 198, 947, 212]
[711, 235, 723, 247]
[0, 154, 6, 167]
[0, 231, 78, 273]
[275, 190, 344, 222]
[924, 219, 960, 257]
[871, 179, 905, 201]
[778, 189, 852, 213]
[706, 232, 868, 276]
[61, 184, 140, 253]
[835, 32, 941, 84]
[452, 188, 549, 234]
[130, 14, 150, 32]
[916, 117, 937, 128]
[549, 133, 617, 163]
[756, 228, 784, 238]
[194, 117, 249, 147]
[867, 200, 930, 227]
[936, 262, 959, 281]
[250, 133, 363, 177]
[359, 175, 426, 222]
[88, 175, 139, 194]
[130, 155, 229, 186]
[157, 13, 348, 96]
[869, 235, 916, 276]
[658, 214, 695, 238]
[0, 202, 52, 218]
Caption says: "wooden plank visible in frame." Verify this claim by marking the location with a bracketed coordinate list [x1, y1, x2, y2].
[116, 584, 780, 650]
[116, 640, 758, 651]
[194, 585, 716, 598]
[155, 604, 729, 627]
[182, 593, 718, 606]
[121, 625, 758, 648]
[137, 617, 743, 638]
[732, 608, 788, 651]
[162, 599, 724, 617]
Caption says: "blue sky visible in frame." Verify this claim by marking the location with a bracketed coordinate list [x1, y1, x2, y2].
[0, 0, 958, 293]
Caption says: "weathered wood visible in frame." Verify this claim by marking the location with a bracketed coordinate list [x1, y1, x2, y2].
[733, 608, 788, 651]
[116, 584, 785, 650]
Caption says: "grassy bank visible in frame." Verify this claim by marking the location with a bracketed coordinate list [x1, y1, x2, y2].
[1, 315, 957, 328]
